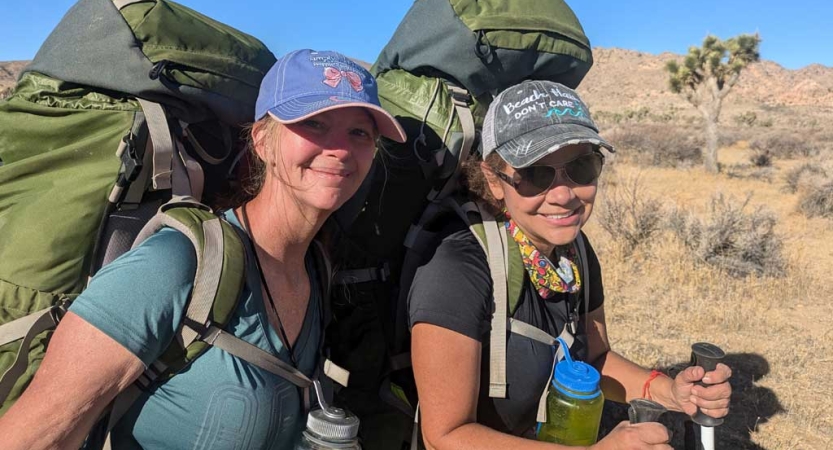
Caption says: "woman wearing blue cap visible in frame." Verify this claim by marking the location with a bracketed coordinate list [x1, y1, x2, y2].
[0, 49, 405, 449]
[408, 80, 731, 449]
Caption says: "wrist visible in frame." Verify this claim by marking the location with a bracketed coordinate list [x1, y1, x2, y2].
[641, 370, 666, 401]
[658, 374, 683, 412]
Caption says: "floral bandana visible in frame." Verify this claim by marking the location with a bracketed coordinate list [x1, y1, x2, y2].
[505, 219, 581, 299]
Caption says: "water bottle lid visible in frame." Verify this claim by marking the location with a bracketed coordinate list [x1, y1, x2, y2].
[552, 338, 601, 397]
[306, 406, 360, 442]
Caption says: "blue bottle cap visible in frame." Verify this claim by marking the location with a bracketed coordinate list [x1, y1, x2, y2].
[552, 338, 601, 399]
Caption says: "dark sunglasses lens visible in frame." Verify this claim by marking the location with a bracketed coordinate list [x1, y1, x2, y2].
[515, 166, 557, 196]
[565, 153, 603, 185]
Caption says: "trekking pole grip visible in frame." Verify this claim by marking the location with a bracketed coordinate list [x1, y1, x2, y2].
[628, 398, 667, 424]
[690, 342, 726, 427]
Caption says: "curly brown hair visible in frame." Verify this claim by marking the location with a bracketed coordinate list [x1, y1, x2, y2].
[460, 152, 507, 217]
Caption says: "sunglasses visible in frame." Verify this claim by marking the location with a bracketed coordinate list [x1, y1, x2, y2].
[492, 152, 604, 197]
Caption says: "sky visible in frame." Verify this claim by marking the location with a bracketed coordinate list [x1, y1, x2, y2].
[0, 0, 830, 70]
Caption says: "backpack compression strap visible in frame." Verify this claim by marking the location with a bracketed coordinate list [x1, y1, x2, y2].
[0, 305, 69, 405]
[427, 83, 476, 201]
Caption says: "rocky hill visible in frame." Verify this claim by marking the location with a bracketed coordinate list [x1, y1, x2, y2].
[3, 48, 832, 127]
[577, 48, 833, 127]
[0, 61, 28, 97]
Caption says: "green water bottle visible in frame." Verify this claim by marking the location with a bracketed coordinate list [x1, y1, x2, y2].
[537, 339, 604, 446]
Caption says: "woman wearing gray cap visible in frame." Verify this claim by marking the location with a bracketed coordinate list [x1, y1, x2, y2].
[408, 80, 731, 449]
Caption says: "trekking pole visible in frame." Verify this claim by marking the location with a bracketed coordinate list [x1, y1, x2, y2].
[628, 398, 667, 424]
[689, 342, 726, 450]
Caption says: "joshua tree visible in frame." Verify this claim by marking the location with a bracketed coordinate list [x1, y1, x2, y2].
[666, 34, 761, 173]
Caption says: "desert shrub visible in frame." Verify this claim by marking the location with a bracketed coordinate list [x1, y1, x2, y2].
[749, 150, 772, 167]
[783, 163, 828, 194]
[726, 163, 774, 183]
[749, 133, 816, 159]
[733, 111, 758, 127]
[798, 182, 833, 219]
[604, 125, 703, 168]
[0, 88, 11, 100]
[668, 193, 784, 277]
[718, 127, 748, 148]
[598, 175, 664, 250]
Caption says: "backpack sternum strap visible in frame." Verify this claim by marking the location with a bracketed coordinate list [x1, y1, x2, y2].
[202, 325, 312, 387]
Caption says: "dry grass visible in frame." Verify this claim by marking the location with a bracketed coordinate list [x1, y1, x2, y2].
[587, 142, 833, 449]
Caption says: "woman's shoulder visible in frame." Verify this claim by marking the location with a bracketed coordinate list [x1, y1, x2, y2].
[408, 224, 494, 339]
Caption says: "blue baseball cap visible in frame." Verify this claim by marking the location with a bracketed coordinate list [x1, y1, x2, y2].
[255, 49, 406, 143]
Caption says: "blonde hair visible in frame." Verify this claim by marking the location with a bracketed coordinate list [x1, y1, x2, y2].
[239, 116, 283, 199]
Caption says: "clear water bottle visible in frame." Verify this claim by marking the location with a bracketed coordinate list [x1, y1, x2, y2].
[537, 339, 604, 446]
[296, 381, 361, 450]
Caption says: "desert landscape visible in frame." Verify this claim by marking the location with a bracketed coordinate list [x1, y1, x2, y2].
[2, 47, 832, 449]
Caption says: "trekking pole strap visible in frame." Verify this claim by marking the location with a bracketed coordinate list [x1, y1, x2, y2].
[0, 305, 64, 405]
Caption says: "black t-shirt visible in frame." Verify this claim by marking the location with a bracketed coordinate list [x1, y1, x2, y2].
[408, 223, 604, 435]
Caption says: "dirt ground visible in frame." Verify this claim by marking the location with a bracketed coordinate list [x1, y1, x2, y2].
[586, 143, 833, 449]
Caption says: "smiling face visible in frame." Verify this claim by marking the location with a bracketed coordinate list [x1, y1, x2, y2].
[254, 107, 377, 213]
[484, 143, 599, 256]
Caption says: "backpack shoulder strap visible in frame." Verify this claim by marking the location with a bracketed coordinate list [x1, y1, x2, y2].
[105, 200, 322, 445]
[132, 198, 246, 356]
[310, 239, 351, 389]
[575, 232, 591, 319]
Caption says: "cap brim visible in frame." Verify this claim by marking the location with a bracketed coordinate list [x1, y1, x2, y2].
[494, 123, 615, 168]
[267, 96, 407, 143]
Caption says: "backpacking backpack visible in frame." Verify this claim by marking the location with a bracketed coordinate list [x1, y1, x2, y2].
[324, 0, 594, 447]
[0, 0, 278, 416]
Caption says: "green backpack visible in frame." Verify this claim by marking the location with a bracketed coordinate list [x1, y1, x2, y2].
[324, 0, 594, 447]
[0, 0, 284, 417]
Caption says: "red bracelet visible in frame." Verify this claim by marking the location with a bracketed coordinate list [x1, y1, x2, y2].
[642, 370, 666, 400]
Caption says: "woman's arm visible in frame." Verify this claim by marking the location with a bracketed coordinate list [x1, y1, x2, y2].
[584, 305, 731, 418]
[412, 322, 567, 450]
[413, 323, 671, 450]
[0, 312, 144, 450]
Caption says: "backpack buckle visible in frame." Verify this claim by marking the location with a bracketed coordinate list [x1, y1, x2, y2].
[332, 262, 390, 285]
[567, 312, 579, 335]
[445, 84, 471, 107]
